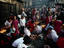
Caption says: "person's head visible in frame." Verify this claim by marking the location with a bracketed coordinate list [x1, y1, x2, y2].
[27, 26, 31, 30]
[47, 27, 52, 34]
[14, 16, 16, 20]
[30, 32, 39, 40]
[9, 18, 12, 22]
[23, 35, 32, 45]
[21, 8, 24, 11]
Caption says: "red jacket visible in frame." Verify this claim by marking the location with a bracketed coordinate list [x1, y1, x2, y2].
[27, 20, 34, 32]
[56, 37, 64, 48]
[54, 20, 62, 34]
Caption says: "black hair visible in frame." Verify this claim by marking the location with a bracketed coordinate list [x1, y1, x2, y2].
[31, 20, 34, 23]
[27, 26, 31, 29]
[49, 22, 53, 25]
[31, 31, 39, 35]
[47, 27, 52, 31]
[25, 25, 31, 30]
[23, 35, 32, 44]
[38, 22, 42, 25]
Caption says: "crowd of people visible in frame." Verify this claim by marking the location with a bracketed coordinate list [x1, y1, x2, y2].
[0, 6, 64, 48]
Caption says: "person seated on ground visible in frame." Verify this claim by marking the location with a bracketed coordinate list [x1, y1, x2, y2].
[24, 26, 31, 37]
[45, 22, 54, 31]
[34, 23, 42, 34]
[17, 35, 32, 48]
[46, 27, 59, 42]
[44, 27, 59, 48]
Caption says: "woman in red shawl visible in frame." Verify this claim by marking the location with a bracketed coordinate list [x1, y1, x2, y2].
[12, 16, 19, 34]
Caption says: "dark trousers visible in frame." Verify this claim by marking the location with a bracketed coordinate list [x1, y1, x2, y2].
[20, 26, 24, 34]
